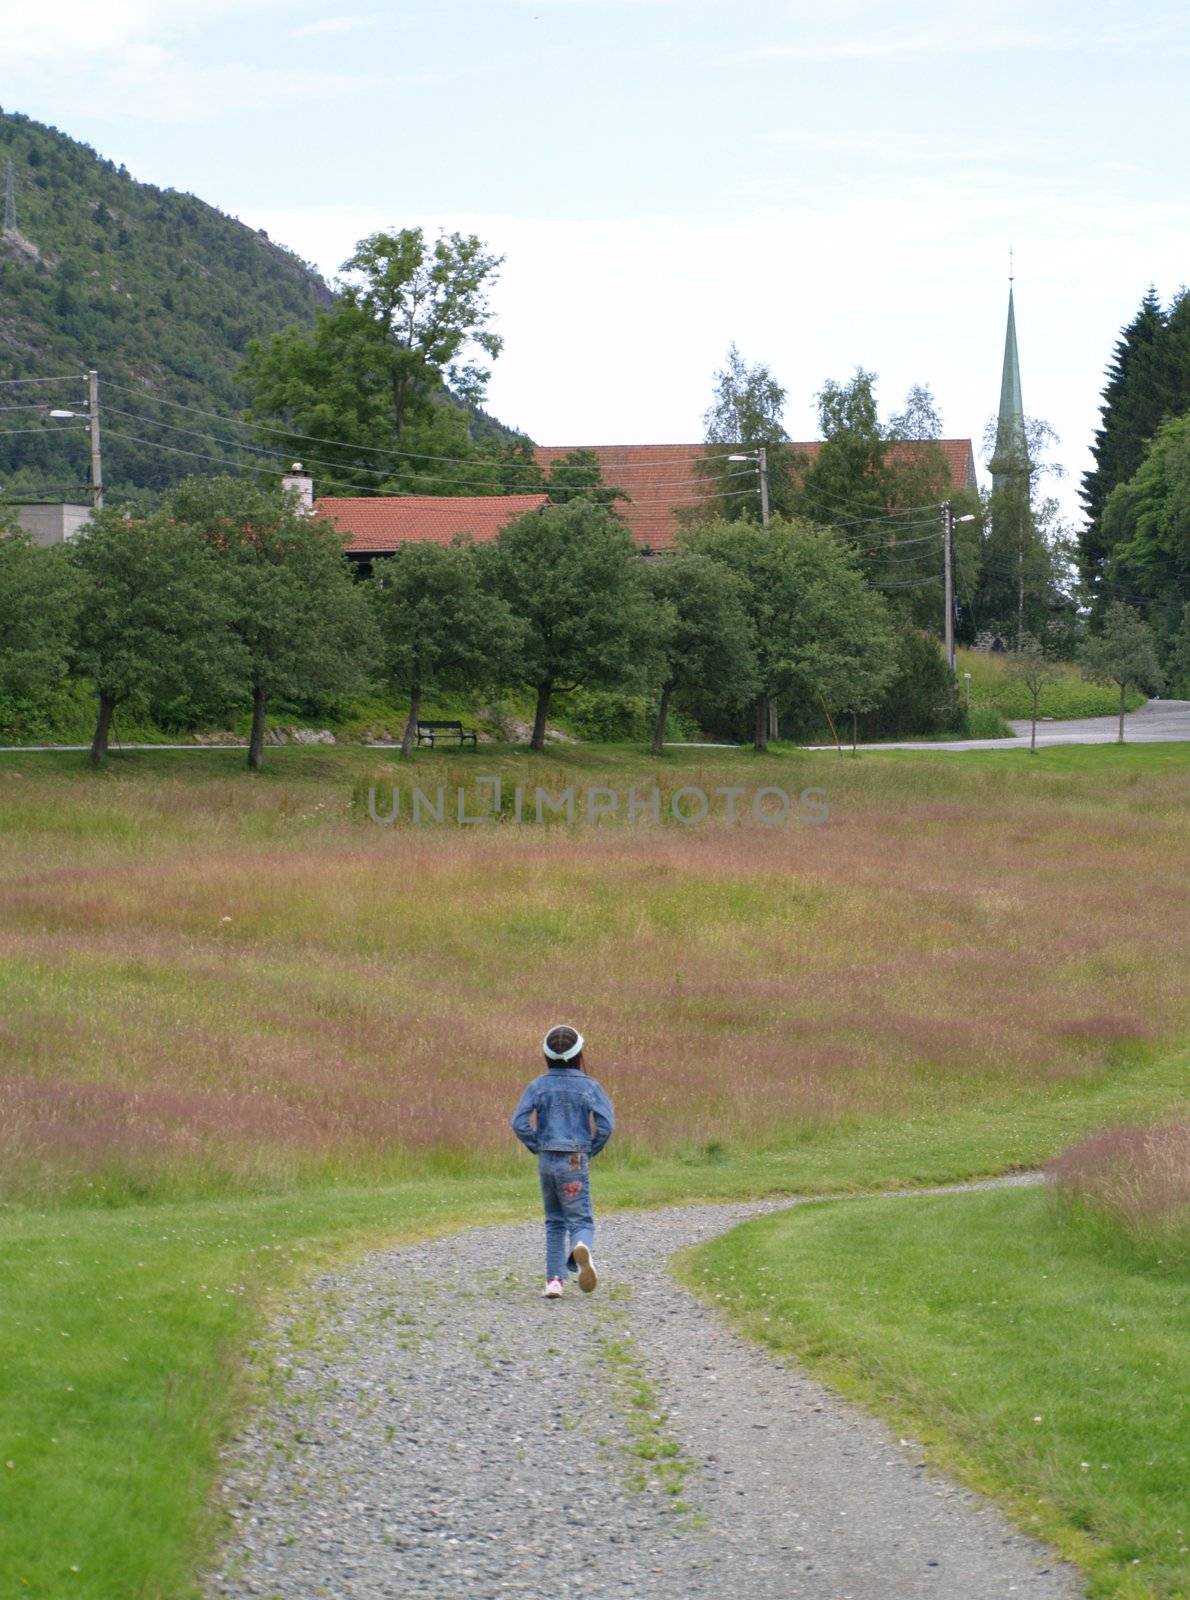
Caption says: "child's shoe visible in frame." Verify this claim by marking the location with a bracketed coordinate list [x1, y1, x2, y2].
[542, 1277, 564, 1299]
[572, 1242, 598, 1294]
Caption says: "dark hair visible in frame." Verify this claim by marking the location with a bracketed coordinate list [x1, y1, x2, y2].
[545, 1025, 581, 1062]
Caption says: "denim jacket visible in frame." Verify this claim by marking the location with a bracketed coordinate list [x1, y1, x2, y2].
[511, 1066, 615, 1157]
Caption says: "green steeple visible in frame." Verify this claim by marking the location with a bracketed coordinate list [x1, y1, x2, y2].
[990, 282, 1029, 492]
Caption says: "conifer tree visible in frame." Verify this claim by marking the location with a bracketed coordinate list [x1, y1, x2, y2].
[1080, 288, 1190, 591]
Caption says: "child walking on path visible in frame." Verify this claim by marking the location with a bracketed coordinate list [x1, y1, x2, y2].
[511, 1025, 615, 1299]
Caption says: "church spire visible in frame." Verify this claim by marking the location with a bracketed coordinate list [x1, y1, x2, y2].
[990, 276, 1029, 492]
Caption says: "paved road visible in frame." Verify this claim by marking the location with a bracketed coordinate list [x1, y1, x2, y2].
[5, 700, 1187, 759]
[207, 1177, 1082, 1600]
[805, 698, 1190, 753]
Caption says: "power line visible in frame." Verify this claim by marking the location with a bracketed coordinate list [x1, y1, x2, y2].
[0, 425, 88, 437]
[101, 405, 761, 497]
[0, 373, 87, 386]
[101, 380, 752, 476]
[100, 411, 754, 499]
[0, 400, 83, 413]
[844, 531, 946, 550]
[99, 427, 763, 506]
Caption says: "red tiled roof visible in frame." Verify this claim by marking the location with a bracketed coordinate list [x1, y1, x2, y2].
[534, 441, 977, 551]
[314, 493, 550, 554]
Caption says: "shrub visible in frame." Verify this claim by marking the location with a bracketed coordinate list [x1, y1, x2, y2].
[963, 706, 1013, 738]
[1048, 1123, 1190, 1262]
[858, 626, 961, 739]
[560, 688, 652, 743]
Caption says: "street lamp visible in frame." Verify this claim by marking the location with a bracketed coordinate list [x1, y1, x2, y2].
[726, 449, 770, 525]
[44, 370, 102, 508]
[940, 502, 977, 675]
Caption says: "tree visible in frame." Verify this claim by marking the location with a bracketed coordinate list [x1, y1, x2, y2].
[814, 581, 897, 753]
[792, 371, 952, 533]
[243, 226, 504, 493]
[855, 626, 959, 741]
[1080, 288, 1190, 591]
[975, 414, 1074, 649]
[1100, 412, 1190, 669]
[788, 372, 967, 635]
[1005, 633, 1062, 751]
[1169, 601, 1190, 697]
[0, 530, 81, 732]
[645, 551, 758, 755]
[485, 501, 657, 751]
[69, 509, 241, 766]
[698, 344, 792, 521]
[545, 449, 626, 508]
[1078, 602, 1163, 743]
[372, 539, 520, 755]
[685, 517, 895, 751]
[164, 477, 379, 770]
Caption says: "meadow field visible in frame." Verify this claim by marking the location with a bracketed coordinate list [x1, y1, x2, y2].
[0, 740, 1187, 1598]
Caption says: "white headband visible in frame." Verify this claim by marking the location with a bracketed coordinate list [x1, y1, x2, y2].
[543, 1026, 585, 1062]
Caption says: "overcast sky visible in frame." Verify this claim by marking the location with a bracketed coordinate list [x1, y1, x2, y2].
[6, 0, 1189, 523]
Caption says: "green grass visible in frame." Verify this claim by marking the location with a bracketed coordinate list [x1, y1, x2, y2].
[1, 740, 1187, 1595]
[682, 1176, 1189, 1600]
[1, 1048, 1185, 1599]
[958, 647, 1146, 722]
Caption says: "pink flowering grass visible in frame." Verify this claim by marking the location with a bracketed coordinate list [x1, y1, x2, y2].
[0, 744, 1187, 1200]
[1048, 1123, 1190, 1259]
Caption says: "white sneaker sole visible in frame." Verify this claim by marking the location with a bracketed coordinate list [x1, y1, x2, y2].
[573, 1243, 598, 1294]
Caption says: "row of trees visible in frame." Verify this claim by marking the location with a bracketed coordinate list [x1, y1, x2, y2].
[1, 477, 907, 766]
[3, 476, 1171, 762]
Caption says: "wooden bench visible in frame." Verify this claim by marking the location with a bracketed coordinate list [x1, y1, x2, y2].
[415, 720, 478, 749]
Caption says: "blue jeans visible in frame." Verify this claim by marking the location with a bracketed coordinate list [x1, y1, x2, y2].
[537, 1151, 594, 1282]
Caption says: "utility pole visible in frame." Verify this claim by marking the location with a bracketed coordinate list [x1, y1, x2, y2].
[87, 369, 104, 509]
[941, 500, 955, 676]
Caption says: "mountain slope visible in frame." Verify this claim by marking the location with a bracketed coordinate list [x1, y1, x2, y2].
[0, 107, 337, 497]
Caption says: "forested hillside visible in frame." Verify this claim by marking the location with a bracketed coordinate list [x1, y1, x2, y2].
[0, 108, 330, 497]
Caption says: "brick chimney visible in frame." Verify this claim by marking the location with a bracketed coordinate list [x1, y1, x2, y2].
[281, 461, 314, 514]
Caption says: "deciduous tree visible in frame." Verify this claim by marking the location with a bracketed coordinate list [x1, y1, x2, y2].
[371, 539, 520, 755]
[699, 344, 793, 521]
[1100, 412, 1190, 669]
[165, 477, 379, 770]
[686, 517, 895, 751]
[243, 227, 504, 494]
[645, 550, 757, 754]
[69, 509, 240, 766]
[1078, 602, 1163, 744]
[0, 530, 81, 731]
[1005, 633, 1062, 751]
[485, 501, 657, 751]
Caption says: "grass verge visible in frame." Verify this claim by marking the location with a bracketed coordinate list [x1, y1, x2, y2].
[681, 1175, 1189, 1600]
[957, 647, 1146, 722]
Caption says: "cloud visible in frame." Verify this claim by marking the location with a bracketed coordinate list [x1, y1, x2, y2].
[735, 19, 1054, 65]
[7, 4, 374, 120]
[290, 14, 375, 37]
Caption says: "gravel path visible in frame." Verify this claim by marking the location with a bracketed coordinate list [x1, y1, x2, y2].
[207, 1176, 1084, 1599]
